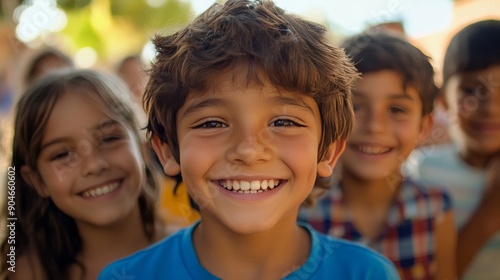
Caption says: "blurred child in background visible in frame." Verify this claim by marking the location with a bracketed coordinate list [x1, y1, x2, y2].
[405, 19, 500, 279]
[116, 54, 200, 233]
[24, 47, 74, 89]
[300, 31, 456, 280]
[0, 69, 165, 280]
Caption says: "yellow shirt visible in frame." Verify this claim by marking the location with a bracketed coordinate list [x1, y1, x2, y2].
[158, 177, 200, 234]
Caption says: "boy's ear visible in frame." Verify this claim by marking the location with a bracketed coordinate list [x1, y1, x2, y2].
[317, 139, 346, 177]
[21, 166, 49, 197]
[151, 135, 181, 176]
[417, 114, 435, 144]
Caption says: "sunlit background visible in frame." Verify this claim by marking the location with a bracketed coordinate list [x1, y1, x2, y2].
[0, 0, 498, 75]
[0, 0, 499, 165]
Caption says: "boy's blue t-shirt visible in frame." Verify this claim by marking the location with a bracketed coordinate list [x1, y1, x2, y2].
[98, 221, 399, 280]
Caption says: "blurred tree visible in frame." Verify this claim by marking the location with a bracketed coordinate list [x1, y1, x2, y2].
[110, 0, 192, 32]
[58, 0, 193, 62]
[0, 0, 22, 21]
[57, 0, 92, 10]
[2, 0, 192, 63]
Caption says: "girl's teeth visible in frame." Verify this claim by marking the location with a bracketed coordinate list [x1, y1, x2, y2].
[220, 179, 280, 193]
[82, 182, 119, 198]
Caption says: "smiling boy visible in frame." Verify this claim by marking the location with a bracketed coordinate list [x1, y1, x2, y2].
[299, 32, 456, 280]
[98, 1, 399, 279]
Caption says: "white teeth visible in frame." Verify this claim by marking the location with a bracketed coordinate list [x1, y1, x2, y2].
[268, 179, 275, 189]
[82, 182, 119, 198]
[261, 180, 268, 190]
[219, 179, 281, 193]
[358, 146, 390, 155]
[240, 181, 250, 191]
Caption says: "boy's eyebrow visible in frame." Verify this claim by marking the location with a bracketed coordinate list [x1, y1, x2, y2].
[354, 90, 415, 101]
[271, 95, 313, 112]
[388, 92, 414, 100]
[182, 98, 229, 117]
[182, 95, 313, 118]
[40, 119, 120, 151]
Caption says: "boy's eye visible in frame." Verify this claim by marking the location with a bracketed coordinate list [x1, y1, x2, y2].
[459, 86, 477, 95]
[196, 120, 227, 128]
[389, 106, 406, 114]
[270, 119, 299, 127]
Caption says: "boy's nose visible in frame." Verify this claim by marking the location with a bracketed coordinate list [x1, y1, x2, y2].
[226, 129, 272, 165]
[364, 109, 386, 134]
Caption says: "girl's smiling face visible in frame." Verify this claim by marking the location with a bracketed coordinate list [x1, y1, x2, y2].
[154, 69, 344, 234]
[25, 91, 144, 228]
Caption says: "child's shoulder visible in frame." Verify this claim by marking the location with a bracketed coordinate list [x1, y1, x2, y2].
[293, 224, 399, 279]
[98, 222, 205, 280]
[404, 143, 460, 177]
[410, 143, 458, 164]
[399, 178, 453, 216]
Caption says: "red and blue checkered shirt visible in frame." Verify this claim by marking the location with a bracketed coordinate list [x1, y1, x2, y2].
[298, 178, 451, 280]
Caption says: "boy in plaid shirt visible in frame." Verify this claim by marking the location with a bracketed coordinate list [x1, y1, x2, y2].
[299, 31, 456, 280]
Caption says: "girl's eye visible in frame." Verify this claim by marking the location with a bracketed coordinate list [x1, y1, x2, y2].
[51, 150, 74, 161]
[101, 135, 121, 143]
[270, 119, 299, 127]
[196, 120, 226, 128]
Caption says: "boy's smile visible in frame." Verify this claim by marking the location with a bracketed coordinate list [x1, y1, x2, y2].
[154, 68, 342, 234]
[342, 70, 432, 181]
[217, 179, 283, 193]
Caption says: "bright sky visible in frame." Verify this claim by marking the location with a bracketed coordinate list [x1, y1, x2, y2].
[188, 0, 454, 38]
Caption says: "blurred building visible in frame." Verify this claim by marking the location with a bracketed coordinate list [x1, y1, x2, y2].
[412, 0, 500, 86]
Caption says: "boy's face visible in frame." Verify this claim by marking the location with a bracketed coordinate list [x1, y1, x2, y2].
[153, 69, 344, 234]
[341, 70, 432, 181]
[444, 65, 500, 157]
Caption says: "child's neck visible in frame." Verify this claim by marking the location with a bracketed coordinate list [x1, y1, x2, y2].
[340, 171, 402, 241]
[341, 171, 402, 209]
[460, 147, 492, 168]
[193, 212, 310, 280]
[70, 204, 155, 280]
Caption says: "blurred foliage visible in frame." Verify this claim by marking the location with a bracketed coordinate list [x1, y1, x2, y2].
[110, 0, 192, 31]
[57, 0, 93, 10]
[0, 0, 22, 20]
[59, 0, 193, 61]
[1, 0, 193, 62]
